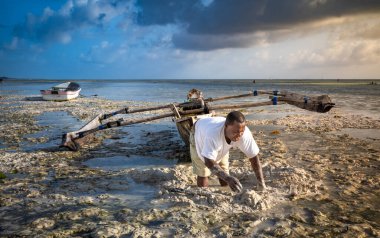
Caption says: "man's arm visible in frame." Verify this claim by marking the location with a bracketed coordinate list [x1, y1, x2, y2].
[249, 155, 266, 190]
[204, 158, 243, 192]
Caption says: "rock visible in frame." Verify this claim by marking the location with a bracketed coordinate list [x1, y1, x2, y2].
[239, 189, 262, 208]
[32, 217, 55, 229]
[78, 196, 95, 205]
[91, 222, 127, 238]
[273, 225, 292, 237]
[128, 168, 175, 184]
[49, 193, 69, 201]
[130, 226, 159, 238]
[26, 189, 41, 198]
[81, 208, 108, 218]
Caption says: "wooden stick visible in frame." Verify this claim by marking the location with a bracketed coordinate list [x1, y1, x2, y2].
[181, 101, 281, 114]
[119, 112, 174, 126]
[78, 112, 174, 138]
[127, 104, 177, 113]
[97, 101, 203, 123]
[98, 90, 283, 122]
[204, 90, 286, 102]
[210, 101, 282, 110]
[257, 90, 286, 96]
[99, 104, 175, 122]
[73, 100, 280, 140]
[205, 92, 255, 102]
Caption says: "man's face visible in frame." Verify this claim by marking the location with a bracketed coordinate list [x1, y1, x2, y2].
[225, 121, 245, 142]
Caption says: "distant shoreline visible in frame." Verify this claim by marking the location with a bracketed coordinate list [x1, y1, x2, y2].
[2, 78, 380, 84]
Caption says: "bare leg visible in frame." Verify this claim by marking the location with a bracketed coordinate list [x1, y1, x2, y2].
[197, 176, 209, 187]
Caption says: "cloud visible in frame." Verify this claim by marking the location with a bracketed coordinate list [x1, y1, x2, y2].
[172, 32, 267, 51]
[12, 0, 130, 44]
[136, 0, 380, 50]
[11, 0, 380, 52]
[287, 39, 380, 68]
[334, 15, 380, 40]
[80, 41, 129, 65]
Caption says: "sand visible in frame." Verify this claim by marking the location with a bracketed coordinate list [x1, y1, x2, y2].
[0, 95, 379, 237]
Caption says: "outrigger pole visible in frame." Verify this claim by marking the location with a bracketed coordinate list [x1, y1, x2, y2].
[61, 89, 334, 151]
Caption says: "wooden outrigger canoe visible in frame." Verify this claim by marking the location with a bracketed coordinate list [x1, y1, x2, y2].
[61, 89, 335, 152]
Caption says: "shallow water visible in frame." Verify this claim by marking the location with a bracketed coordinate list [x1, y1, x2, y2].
[107, 178, 172, 210]
[22, 111, 81, 151]
[83, 155, 177, 171]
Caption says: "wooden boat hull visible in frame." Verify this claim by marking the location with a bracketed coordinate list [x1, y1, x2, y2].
[40, 89, 81, 101]
[175, 113, 214, 146]
[61, 113, 103, 151]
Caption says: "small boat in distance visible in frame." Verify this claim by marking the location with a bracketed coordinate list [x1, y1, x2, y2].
[40, 82, 81, 101]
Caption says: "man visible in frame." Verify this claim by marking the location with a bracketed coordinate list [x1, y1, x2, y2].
[189, 111, 266, 192]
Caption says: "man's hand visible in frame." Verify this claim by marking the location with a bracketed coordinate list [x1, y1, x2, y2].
[225, 176, 243, 192]
[249, 156, 266, 191]
[205, 158, 243, 193]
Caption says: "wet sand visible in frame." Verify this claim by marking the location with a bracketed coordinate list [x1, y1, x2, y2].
[0, 95, 379, 237]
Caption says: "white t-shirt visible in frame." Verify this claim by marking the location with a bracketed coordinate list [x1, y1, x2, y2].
[194, 117, 260, 162]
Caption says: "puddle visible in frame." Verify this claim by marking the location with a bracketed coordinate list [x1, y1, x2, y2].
[0, 139, 6, 150]
[86, 120, 182, 170]
[106, 179, 167, 209]
[114, 120, 180, 146]
[72, 178, 163, 210]
[83, 155, 177, 171]
[22, 111, 81, 151]
[334, 128, 380, 140]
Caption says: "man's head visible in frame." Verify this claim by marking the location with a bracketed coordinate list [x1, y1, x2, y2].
[224, 111, 246, 142]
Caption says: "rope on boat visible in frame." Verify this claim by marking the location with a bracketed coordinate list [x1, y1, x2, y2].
[272, 96, 278, 105]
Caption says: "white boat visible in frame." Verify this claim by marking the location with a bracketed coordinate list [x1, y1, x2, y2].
[40, 82, 81, 101]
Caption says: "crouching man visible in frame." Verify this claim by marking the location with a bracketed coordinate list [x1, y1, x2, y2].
[189, 111, 266, 192]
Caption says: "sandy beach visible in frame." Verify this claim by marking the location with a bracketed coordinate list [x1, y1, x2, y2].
[0, 94, 379, 237]
[2, 0, 380, 236]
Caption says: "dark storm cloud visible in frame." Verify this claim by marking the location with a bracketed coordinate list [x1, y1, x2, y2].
[136, 0, 380, 50]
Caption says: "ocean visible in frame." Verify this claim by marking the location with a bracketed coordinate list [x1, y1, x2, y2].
[1, 79, 379, 119]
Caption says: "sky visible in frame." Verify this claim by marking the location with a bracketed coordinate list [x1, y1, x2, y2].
[0, 0, 380, 80]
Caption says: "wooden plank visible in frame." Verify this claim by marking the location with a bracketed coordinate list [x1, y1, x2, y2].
[210, 101, 281, 110]
[270, 92, 335, 113]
